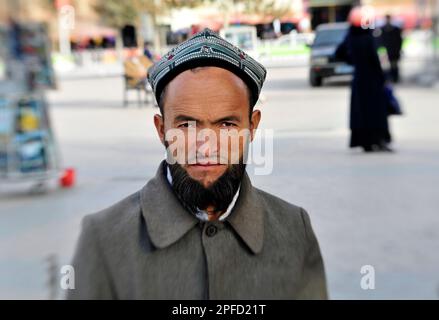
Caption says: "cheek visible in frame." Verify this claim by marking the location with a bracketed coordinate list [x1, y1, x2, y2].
[219, 129, 250, 164]
[186, 131, 198, 161]
[164, 128, 191, 163]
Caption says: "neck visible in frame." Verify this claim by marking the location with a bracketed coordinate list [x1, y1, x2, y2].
[205, 206, 224, 221]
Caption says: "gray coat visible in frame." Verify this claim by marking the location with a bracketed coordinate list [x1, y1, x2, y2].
[67, 161, 328, 299]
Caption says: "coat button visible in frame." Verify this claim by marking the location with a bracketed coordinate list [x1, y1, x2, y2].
[205, 225, 217, 237]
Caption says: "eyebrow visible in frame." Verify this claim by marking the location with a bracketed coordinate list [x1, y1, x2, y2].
[173, 114, 242, 125]
[212, 115, 241, 124]
[174, 115, 200, 123]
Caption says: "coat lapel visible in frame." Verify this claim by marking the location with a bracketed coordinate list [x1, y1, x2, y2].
[227, 172, 265, 254]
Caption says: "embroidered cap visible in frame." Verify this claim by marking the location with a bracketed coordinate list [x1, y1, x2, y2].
[147, 28, 267, 107]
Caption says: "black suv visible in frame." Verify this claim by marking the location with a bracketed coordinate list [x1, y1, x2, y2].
[309, 22, 354, 87]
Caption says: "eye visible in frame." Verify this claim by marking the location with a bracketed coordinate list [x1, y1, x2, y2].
[221, 122, 236, 128]
[178, 122, 195, 128]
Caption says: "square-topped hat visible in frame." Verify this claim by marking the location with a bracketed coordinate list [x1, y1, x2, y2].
[147, 28, 267, 107]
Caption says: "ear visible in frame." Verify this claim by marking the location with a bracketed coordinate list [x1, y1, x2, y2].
[153, 114, 165, 145]
[249, 109, 261, 142]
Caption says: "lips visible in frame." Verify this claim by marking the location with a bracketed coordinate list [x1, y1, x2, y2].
[188, 162, 227, 171]
[190, 162, 221, 166]
[187, 158, 228, 166]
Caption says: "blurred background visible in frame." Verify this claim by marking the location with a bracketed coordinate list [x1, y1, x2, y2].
[0, 0, 438, 299]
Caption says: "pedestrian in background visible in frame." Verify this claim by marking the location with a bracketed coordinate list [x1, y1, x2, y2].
[377, 14, 403, 83]
[335, 8, 393, 153]
[143, 41, 154, 61]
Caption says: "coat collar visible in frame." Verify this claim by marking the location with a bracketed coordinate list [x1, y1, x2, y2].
[140, 161, 265, 254]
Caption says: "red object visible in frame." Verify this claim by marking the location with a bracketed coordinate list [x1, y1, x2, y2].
[60, 168, 76, 188]
[55, 0, 71, 9]
[348, 6, 376, 28]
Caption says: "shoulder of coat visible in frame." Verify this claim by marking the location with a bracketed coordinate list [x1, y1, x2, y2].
[82, 191, 142, 233]
[252, 187, 311, 242]
[253, 187, 303, 217]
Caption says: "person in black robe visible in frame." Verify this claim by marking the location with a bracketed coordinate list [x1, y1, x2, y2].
[377, 14, 403, 83]
[335, 25, 393, 152]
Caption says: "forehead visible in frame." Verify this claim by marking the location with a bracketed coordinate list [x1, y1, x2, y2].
[162, 67, 250, 118]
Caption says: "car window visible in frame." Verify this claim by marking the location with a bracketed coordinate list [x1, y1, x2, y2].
[313, 28, 348, 47]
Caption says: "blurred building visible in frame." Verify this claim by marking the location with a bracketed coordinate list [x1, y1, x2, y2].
[1, 0, 436, 52]
[0, 0, 117, 53]
[308, 0, 356, 29]
[308, 0, 437, 29]
[160, 0, 311, 44]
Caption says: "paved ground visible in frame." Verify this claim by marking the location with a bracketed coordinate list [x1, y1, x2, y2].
[1, 61, 438, 299]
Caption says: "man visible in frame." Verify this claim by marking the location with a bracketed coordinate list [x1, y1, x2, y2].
[378, 14, 403, 83]
[123, 53, 153, 88]
[123, 49, 154, 107]
[67, 29, 327, 299]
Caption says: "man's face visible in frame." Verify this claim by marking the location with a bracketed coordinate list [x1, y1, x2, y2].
[154, 67, 261, 188]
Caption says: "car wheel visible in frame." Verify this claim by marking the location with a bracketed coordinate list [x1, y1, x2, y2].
[310, 71, 323, 87]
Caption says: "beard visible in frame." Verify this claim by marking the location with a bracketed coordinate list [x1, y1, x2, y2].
[167, 161, 246, 215]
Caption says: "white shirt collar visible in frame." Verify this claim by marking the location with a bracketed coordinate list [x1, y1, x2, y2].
[166, 165, 240, 222]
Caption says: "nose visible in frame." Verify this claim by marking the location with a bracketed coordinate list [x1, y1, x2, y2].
[195, 128, 220, 161]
